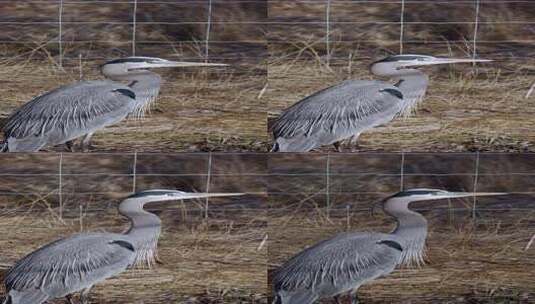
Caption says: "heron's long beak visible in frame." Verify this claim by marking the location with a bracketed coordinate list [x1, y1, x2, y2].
[401, 57, 492, 68]
[441, 191, 508, 199]
[175, 192, 245, 200]
[147, 61, 228, 69]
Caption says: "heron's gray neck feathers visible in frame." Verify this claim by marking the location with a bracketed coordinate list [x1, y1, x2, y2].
[393, 72, 429, 118]
[119, 199, 161, 268]
[384, 201, 428, 267]
[109, 72, 161, 119]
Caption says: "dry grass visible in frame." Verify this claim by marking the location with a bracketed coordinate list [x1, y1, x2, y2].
[267, 1, 535, 152]
[268, 206, 535, 303]
[0, 59, 268, 152]
[267, 52, 535, 152]
[0, 194, 268, 303]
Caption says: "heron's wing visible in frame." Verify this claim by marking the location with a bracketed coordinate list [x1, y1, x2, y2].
[272, 80, 403, 138]
[3, 80, 136, 139]
[273, 232, 402, 292]
[4, 233, 135, 291]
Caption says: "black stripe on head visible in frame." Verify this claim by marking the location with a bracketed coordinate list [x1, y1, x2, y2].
[378, 240, 403, 252]
[104, 57, 161, 65]
[128, 190, 178, 198]
[380, 88, 403, 99]
[112, 89, 136, 100]
[392, 189, 442, 197]
[375, 55, 433, 63]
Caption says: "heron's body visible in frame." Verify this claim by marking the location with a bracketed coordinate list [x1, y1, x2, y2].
[271, 54, 490, 152]
[3, 81, 136, 152]
[0, 57, 226, 152]
[5, 233, 135, 303]
[272, 80, 405, 152]
[2, 189, 242, 304]
[272, 189, 504, 304]
[273, 232, 402, 304]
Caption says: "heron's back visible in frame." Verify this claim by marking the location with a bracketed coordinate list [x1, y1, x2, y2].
[4, 232, 135, 299]
[273, 232, 403, 302]
[3, 80, 136, 151]
[272, 80, 404, 152]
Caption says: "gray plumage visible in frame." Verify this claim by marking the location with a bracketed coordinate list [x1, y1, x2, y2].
[1, 57, 226, 152]
[272, 80, 406, 152]
[272, 54, 491, 152]
[272, 189, 505, 304]
[3, 81, 137, 152]
[2, 189, 242, 304]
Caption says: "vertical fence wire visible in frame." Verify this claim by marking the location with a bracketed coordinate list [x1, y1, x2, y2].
[204, 152, 213, 219]
[132, 0, 138, 56]
[132, 151, 138, 193]
[472, 0, 480, 65]
[58, 0, 64, 67]
[58, 153, 63, 219]
[78, 53, 83, 80]
[399, 0, 405, 54]
[472, 151, 480, 220]
[325, 0, 331, 64]
[205, 0, 213, 62]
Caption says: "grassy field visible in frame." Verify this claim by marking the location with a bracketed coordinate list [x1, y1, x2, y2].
[0, 153, 268, 303]
[267, 1, 535, 152]
[0, 1, 268, 152]
[267, 153, 535, 303]
[268, 207, 535, 303]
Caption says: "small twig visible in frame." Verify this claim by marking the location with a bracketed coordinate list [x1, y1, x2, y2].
[525, 82, 535, 98]
[257, 234, 268, 251]
[257, 82, 268, 99]
[525, 234, 535, 251]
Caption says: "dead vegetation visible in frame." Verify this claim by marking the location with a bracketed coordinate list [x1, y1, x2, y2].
[267, 1, 535, 152]
[0, 194, 268, 303]
[268, 206, 535, 303]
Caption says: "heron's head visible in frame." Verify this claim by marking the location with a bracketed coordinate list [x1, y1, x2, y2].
[370, 54, 492, 77]
[101, 56, 228, 78]
[373, 188, 507, 215]
[391, 188, 507, 202]
[126, 189, 244, 204]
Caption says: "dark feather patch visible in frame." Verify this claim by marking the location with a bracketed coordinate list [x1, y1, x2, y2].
[110, 240, 135, 252]
[113, 89, 136, 100]
[105, 57, 151, 64]
[380, 88, 403, 99]
[378, 240, 403, 252]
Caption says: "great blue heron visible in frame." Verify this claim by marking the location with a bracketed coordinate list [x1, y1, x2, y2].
[272, 188, 506, 304]
[271, 55, 492, 152]
[1, 189, 243, 304]
[0, 57, 226, 152]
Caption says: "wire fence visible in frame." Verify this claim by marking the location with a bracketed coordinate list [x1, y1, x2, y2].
[1, 152, 535, 216]
[0, 1, 534, 65]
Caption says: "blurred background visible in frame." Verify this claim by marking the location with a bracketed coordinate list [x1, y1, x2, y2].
[268, 152, 535, 303]
[0, 153, 267, 303]
[267, 0, 535, 152]
[0, 0, 268, 152]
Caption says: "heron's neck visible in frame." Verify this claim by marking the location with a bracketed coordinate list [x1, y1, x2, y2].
[119, 198, 162, 267]
[392, 72, 429, 117]
[384, 200, 428, 267]
[109, 72, 162, 118]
